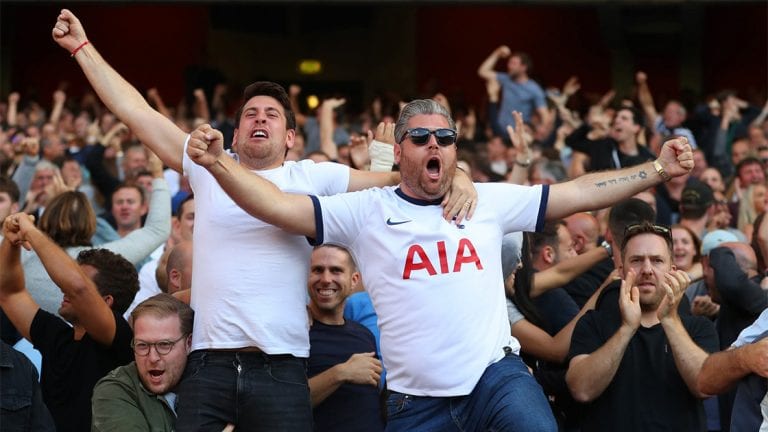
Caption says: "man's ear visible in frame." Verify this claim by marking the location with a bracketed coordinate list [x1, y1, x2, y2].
[103, 294, 114, 308]
[285, 128, 296, 150]
[231, 129, 239, 153]
[394, 143, 402, 165]
[543, 245, 555, 265]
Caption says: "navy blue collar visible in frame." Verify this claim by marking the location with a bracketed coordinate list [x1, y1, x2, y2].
[395, 187, 443, 206]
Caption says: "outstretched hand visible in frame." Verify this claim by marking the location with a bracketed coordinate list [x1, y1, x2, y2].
[52, 9, 88, 53]
[187, 124, 225, 169]
[506, 111, 532, 160]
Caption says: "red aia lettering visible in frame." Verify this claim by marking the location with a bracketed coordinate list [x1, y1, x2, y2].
[402, 244, 437, 279]
[403, 238, 483, 280]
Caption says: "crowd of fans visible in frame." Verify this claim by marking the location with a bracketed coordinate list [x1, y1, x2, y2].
[1, 7, 768, 432]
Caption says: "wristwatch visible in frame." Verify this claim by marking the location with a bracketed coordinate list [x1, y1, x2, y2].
[601, 240, 613, 258]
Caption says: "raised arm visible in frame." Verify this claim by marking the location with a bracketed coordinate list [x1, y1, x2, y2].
[506, 111, 533, 186]
[531, 246, 610, 298]
[192, 88, 211, 123]
[635, 71, 659, 128]
[547, 137, 693, 220]
[49, 90, 66, 126]
[288, 84, 308, 127]
[187, 124, 316, 237]
[52, 9, 186, 172]
[101, 155, 171, 264]
[0, 222, 39, 341]
[9, 213, 117, 345]
[319, 98, 345, 161]
[566, 270, 640, 402]
[308, 352, 381, 407]
[514, 280, 608, 363]
[7, 92, 19, 127]
[477, 45, 510, 81]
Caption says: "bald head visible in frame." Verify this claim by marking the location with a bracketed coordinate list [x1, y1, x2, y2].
[722, 242, 758, 277]
[166, 241, 193, 295]
[565, 212, 600, 254]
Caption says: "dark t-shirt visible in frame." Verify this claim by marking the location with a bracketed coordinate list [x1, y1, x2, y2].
[563, 257, 615, 309]
[308, 320, 383, 432]
[31, 309, 133, 432]
[567, 125, 656, 172]
[568, 306, 718, 432]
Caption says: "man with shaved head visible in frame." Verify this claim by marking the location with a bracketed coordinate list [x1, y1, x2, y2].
[563, 212, 615, 308]
[565, 213, 601, 255]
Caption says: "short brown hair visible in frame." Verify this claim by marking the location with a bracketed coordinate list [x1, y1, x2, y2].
[131, 293, 194, 336]
[234, 81, 296, 130]
[40, 191, 96, 247]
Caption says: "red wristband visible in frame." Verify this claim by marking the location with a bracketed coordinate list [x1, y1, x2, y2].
[71, 40, 90, 57]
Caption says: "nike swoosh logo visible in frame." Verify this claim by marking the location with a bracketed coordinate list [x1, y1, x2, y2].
[386, 218, 412, 226]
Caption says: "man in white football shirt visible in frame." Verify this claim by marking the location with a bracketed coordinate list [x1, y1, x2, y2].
[187, 100, 694, 431]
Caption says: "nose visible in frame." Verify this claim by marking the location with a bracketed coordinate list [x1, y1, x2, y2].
[147, 345, 161, 361]
[641, 258, 654, 274]
[427, 134, 439, 149]
[320, 270, 334, 284]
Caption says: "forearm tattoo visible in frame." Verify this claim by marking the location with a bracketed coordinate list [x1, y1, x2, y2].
[594, 169, 648, 188]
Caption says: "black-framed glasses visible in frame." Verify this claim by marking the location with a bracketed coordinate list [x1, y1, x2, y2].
[399, 128, 457, 146]
[131, 335, 187, 356]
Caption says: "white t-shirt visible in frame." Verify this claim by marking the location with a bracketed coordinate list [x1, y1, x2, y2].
[124, 256, 162, 320]
[183, 142, 349, 356]
[312, 183, 548, 396]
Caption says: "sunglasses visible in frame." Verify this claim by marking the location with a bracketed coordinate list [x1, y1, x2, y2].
[621, 223, 673, 253]
[624, 223, 672, 240]
[399, 128, 457, 146]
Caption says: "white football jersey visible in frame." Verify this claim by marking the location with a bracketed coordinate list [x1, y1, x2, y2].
[313, 182, 548, 396]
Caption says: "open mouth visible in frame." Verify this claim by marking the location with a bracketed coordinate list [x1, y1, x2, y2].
[148, 369, 165, 384]
[426, 157, 441, 179]
[251, 129, 268, 139]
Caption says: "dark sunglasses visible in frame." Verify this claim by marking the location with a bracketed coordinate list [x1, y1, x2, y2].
[399, 128, 457, 146]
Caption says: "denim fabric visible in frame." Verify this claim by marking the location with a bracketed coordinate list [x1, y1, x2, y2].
[175, 350, 312, 432]
[385, 352, 556, 432]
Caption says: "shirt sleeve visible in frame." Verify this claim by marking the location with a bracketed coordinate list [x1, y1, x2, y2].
[30, 309, 72, 355]
[91, 368, 149, 431]
[310, 189, 374, 248]
[567, 311, 606, 362]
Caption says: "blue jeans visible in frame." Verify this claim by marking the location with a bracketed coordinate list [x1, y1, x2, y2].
[385, 352, 556, 431]
[175, 350, 312, 432]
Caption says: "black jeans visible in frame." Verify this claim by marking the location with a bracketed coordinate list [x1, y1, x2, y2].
[175, 350, 312, 432]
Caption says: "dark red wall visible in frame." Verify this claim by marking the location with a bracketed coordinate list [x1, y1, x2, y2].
[3, 4, 208, 103]
[415, 5, 611, 108]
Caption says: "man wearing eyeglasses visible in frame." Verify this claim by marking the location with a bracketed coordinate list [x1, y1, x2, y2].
[566, 222, 718, 431]
[186, 94, 696, 429]
[0, 213, 136, 432]
[92, 293, 193, 431]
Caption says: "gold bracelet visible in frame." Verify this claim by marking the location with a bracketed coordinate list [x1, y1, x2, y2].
[653, 160, 670, 182]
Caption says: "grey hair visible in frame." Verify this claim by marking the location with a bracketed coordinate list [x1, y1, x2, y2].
[34, 159, 60, 174]
[501, 232, 523, 282]
[395, 99, 456, 144]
